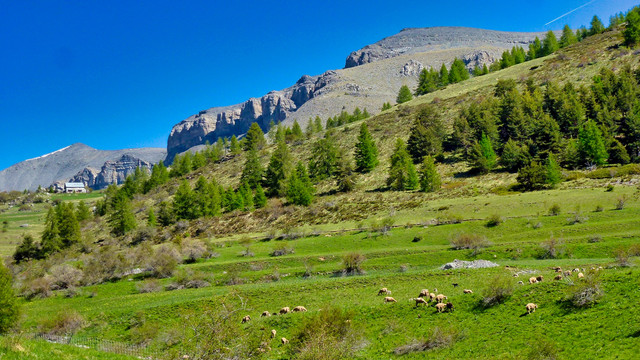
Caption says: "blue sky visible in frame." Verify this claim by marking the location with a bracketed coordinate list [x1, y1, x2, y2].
[0, 0, 636, 170]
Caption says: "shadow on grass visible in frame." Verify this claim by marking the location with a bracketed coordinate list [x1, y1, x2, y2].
[629, 329, 640, 338]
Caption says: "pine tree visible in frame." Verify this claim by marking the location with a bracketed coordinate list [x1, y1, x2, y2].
[387, 138, 415, 190]
[147, 207, 157, 227]
[13, 234, 40, 263]
[500, 50, 515, 69]
[469, 133, 497, 174]
[194, 176, 211, 216]
[416, 68, 439, 95]
[253, 184, 267, 208]
[517, 161, 547, 190]
[41, 207, 61, 255]
[406, 161, 419, 190]
[230, 135, 241, 155]
[238, 184, 254, 211]
[528, 37, 542, 59]
[419, 155, 441, 192]
[313, 116, 323, 132]
[396, 85, 413, 104]
[407, 106, 446, 163]
[545, 153, 563, 187]
[173, 180, 198, 220]
[75, 201, 91, 222]
[244, 122, 266, 151]
[542, 30, 559, 56]
[560, 25, 577, 48]
[108, 192, 137, 236]
[0, 263, 19, 334]
[500, 139, 531, 172]
[240, 148, 263, 189]
[157, 201, 176, 226]
[589, 15, 605, 35]
[264, 140, 292, 196]
[335, 151, 357, 192]
[381, 102, 392, 111]
[56, 202, 81, 247]
[578, 121, 608, 166]
[308, 132, 339, 181]
[145, 160, 169, 193]
[291, 120, 304, 141]
[624, 9, 640, 46]
[178, 152, 193, 175]
[448, 58, 469, 83]
[286, 162, 314, 206]
[438, 63, 449, 86]
[354, 123, 379, 173]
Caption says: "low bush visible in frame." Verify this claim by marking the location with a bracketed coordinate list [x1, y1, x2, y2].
[167, 269, 211, 290]
[271, 243, 295, 257]
[394, 326, 462, 355]
[480, 274, 514, 308]
[181, 239, 208, 263]
[49, 264, 83, 290]
[485, 214, 503, 227]
[548, 204, 561, 216]
[565, 271, 603, 308]
[38, 310, 85, 336]
[21, 276, 53, 299]
[147, 244, 181, 278]
[616, 196, 627, 210]
[450, 233, 490, 255]
[538, 236, 565, 259]
[135, 279, 162, 294]
[342, 252, 366, 275]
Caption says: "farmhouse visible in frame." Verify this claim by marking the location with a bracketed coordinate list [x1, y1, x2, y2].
[64, 182, 87, 193]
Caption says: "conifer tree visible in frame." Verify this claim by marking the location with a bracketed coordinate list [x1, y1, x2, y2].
[416, 68, 438, 95]
[145, 160, 169, 193]
[75, 201, 91, 222]
[589, 15, 605, 35]
[308, 131, 339, 181]
[387, 138, 414, 190]
[286, 162, 314, 206]
[238, 184, 254, 211]
[381, 102, 392, 111]
[290, 120, 304, 141]
[438, 63, 449, 86]
[173, 180, 198, 220]
[545, 153, 563, 187]
[517, 161, 547, 190]
[624, 9, 640, 46]
[108, 192, 137, 236]
[419, 155, 441, 192]
[157, 201, 176, 226]
[354, 123, 378, 173]
[147, 207, 157, 227]
[407, 106, 446, 163]
[542, 30, 559, 56]
[253, 184, 267, 208]
[560, 25, 577, 48]
[41, 207, 61, 255]
[313, 116, 323, 132]
[244, 122, 266, 151]
[335, 151, 357, 192]
[13, 234, 40, 263]
[469, 133, 497, 174]
[396, 85, 413, 104]
[56, 202, 81, 247]
[240, 148, 263, 189]
[230, 135, 241, 155]
[0, 263, 19, 334]
[528, 37, 542, 59]
[406, 161, 419, 190]
[264, 140, 292, 196]
[448, 58, 469, 83]
[578, 121, 608, 166]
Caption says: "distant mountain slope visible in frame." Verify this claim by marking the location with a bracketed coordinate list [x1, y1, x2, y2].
[0, 143, 166, 191]
[166, 27, 550, 162]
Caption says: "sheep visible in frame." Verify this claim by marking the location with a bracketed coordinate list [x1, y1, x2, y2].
[526, 303, 538, 314]
[564, 270, 572, 277]
[463, 289, 473, 294]
[433, 288, 438, 293]
[413, 297, 428, 307]
[517, 281, 524, 285]
[261, 311, 271, 317]
[529, 277, 538, 284]
[428, 293, 437, 302]
[279, 307, 290, 315]
[452, 283, 459, 287]
[241, 315, 251, 323]
[572, 268, 580, 273]
[271, 329, 277, 338]
[292, 306, 307, 312]
[445, 302, 455, 312]
[435, 303, 447, 313]
[554, 275, 562, 281]
[281, 337, 289, 345]
[513, 273, 519, 277]
[378, 288, 391, 295]
[578, 272, 584, 279]
[418, 289, 429, 298]
[384, 296, 397, 303]
[435, 294, 448, 303]
[551, 266, 562, 272]
[536, 275, 544, 282]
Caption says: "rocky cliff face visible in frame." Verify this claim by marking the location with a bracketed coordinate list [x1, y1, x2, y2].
[344, 27, 549, 68]
[0, 143, 166, 192]
[166, 27, 551, 162]
[71, 154, 154, 190]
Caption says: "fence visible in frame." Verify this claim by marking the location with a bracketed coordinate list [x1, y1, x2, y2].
[27, 333, 165, 359]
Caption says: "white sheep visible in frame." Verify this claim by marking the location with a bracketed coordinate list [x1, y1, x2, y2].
[435, 294, 448, 303]
[261, 311, 271, 317]
[435, 303, 446, 313]
[279, 307, 290, 315]
[241, 315, 251, 323]
[378, 287, 390, 295]
[463, 289, 473, 294]
[384, 296, 397, 303]
[526, 303, 538, 314]
[293, 306, 307, 312]
[529, 277, 538, 284]
[271, 329, 277, 338]
[413, 297, 428, 306]
[578, 272, 584, 279]
[281, 337, 289, 345]
[418, 289, 429, 298]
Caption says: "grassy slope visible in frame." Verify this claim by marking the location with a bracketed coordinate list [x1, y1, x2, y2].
[10, 28, 640, 359]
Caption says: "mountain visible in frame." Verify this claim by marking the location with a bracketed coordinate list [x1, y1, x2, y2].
[0, 143, 166, 192]
[166, 26, 550, 162]
[68, 154, 157, 190]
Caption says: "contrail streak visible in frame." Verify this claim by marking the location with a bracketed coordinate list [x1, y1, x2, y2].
[544, 0, 598, 26]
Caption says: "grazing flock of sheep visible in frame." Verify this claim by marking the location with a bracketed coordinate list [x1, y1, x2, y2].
[378, 286, 457, 313]
[241, 305, 309, 345]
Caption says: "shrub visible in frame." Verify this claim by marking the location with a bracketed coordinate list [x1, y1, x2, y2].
[394, 326, 461, 355]
[167, 269, 211, 290]
[21, 275, 54, 299]
[82, 246, 127, 284]
[594, 204, 604, 212]
[485, 214, 503, 227]
[538, 236, 565, 259]
[342, 252, 366, 275]
[131, 226, 156, 245]
[565, 271, 603, 308]
[289, 306, 361, 360]
[136, 279, 162, 294]
[271, 243, 295, 257]
[481, 274, 514, 308]
[0, 263, 19, 334]
[49, 264, 83, 290]
[548, 204, 561, 216]
[616, 196, 627, 210]
[38, 310, 85, 336]
[181, 239, 207, 263]
[450, 233, 490, 255]
[588, 235, 603, 243]
[566, 210, 588, 225]
[526, 338, 560, 360]
[412, 236, 422, 243]
[614, 247, 631, 267]
[148, 244, 181, 278]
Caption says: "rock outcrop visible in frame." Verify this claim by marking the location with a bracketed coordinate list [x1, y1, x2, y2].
[70, 154, 154, 190]
[0, 143, 166, 192]
[166, 27, 552, 163]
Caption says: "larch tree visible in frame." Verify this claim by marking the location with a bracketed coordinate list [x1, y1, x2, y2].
[354, 122, 379, 173]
